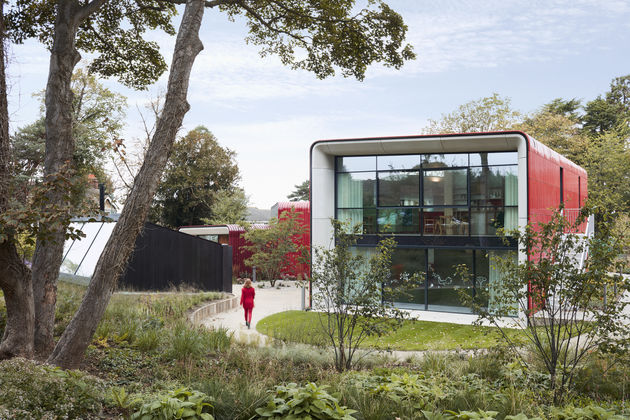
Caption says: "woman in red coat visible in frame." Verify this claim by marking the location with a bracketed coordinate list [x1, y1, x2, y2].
[240, 278, 256, 328]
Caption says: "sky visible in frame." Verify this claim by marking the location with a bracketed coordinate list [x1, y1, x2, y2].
[6, 0, 630, 209]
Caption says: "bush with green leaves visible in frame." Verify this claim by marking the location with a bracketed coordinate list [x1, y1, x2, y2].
[131, 388, 214, 420]
[312, 220, 420, 371]
[0, 358, 105, 419]
[254, 382, 357, 419]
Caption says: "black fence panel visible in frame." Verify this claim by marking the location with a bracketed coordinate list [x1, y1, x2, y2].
[222, 244, 232, 294]
[120, 222, 232, 292]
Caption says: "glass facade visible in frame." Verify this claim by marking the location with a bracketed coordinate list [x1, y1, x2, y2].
[336, 152, 519, 313]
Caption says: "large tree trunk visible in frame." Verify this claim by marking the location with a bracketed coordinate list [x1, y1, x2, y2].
[0, 242, 34, 359]
[48, 0, 205, 369]
[0, 2, 35, 360]
[31, 0, 106, 357]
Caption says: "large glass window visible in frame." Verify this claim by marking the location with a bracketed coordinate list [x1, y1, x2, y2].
[377, 208, 419, 234]
[378, 171, 420, 206]
[423, 169, 467, 206]
[427, 249, 473, 313]
[334, 151, 519, 238]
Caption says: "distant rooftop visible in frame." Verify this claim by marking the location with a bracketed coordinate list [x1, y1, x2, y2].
[246, 207, 271, 223]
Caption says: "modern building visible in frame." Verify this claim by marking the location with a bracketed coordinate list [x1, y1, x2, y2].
[310, 131, 590, 314]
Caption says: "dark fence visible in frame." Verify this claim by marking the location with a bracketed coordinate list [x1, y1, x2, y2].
[120, 222, 232, 293]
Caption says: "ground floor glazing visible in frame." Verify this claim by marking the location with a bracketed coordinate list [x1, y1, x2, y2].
[352, 246, 516, 314]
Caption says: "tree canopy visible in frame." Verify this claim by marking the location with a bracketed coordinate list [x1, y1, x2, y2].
[288, 180, 309, 201]
[151, 126, 240, 228]
[422, 93, 522, 134]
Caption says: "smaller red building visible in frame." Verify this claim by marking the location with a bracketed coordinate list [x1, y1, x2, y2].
[179, 201, 310, 280]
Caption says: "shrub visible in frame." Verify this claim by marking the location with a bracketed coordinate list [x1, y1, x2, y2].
[0, 358, 105, 419]
[131, 388, 214, 420]
[254, 382, 357, 419]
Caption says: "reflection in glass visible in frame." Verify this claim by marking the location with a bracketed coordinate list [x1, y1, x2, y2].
[349, 246, 379, 300]
[336, 156, 376, 172]
[423, 169, 467, 206]
[377, 155, 421, 171]
[337, 172, 376, 208]
[61, 222, 116, 278]
[377, 208, 419, 233]
[337, 208, 376, 234]
[471, 206, 518, 236]
[469, 152, 518, 166]
[422, 208, 469, 235]
[378, 171, 420, 206]
[427, 249, 473, 313]
[470, 165, 517, 207]
[477, 250, 518, 315]
[389, 248, 426, 309]
[422, 153, 468, 168]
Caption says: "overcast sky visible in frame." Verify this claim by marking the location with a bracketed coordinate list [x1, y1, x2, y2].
[6, 0, 630, 209]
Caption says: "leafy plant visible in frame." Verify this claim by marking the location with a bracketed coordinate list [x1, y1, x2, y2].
[131, 388, 214, 420]
[254, 382, 357, 419]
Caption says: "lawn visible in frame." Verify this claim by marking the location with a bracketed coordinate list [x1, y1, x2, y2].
[256, 310, 526, 351]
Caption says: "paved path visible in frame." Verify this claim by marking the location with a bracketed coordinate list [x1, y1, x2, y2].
[200, 281, 305, 344]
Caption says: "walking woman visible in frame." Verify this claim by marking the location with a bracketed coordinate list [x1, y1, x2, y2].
[240, 279, 256, 328]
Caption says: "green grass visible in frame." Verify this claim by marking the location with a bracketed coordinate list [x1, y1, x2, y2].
[257, 310, 526, 351]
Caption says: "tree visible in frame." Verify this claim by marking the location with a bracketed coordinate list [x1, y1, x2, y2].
[422, 93, 522, 134]
[541, 98, 582, 122]
[0, 1, 34, 359]
[1, 0, 176, 358]
[514, 107, 588, 166]
[244, 208, 307, 286]
[460, 209, 629, 403]
[312, 220, 416, 372]
[288, 180, 309, 202]
[2, 0, 415, 368]
[582, 128, 630, 218]
[582, 74, 630, 136]
[204, 188, 249, 225]
[151, 126, 240, 228]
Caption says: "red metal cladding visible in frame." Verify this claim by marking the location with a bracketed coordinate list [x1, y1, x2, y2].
[526, 135, 588, 312]
[527, 135, 588, 232]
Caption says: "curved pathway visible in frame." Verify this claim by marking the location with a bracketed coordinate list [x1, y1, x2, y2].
[200, 282, 304, 344]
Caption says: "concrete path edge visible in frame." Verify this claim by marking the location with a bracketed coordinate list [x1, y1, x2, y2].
[189, 294, 239, 326]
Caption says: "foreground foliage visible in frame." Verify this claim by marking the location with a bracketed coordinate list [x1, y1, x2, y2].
[461, 208, 629, 403]
[1, 283, 628, 419]
[312, 220, 418, 371]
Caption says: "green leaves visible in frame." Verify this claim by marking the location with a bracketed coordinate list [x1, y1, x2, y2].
[221, 0, 414, 81]
[152, 127, 240, 228]
[131, 387, 215, 420]
[254, 382, 357, 419]
[244, 207, 308, 285]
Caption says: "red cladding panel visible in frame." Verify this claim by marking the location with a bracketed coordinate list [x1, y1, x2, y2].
[527, 136, 588, 232]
